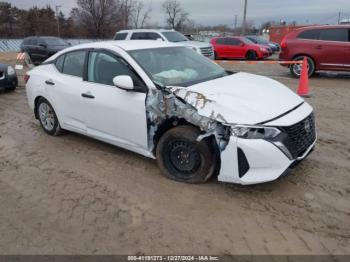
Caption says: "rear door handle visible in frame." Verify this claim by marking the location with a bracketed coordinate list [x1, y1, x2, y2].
[45, 80, 55, 85]
[315, 45, 323, 50]
[81, 92, 95, 99]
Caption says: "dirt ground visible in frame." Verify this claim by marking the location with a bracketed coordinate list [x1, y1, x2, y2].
[0, 52, 349, 255]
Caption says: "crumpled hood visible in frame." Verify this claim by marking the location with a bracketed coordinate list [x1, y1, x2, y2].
[167, 72, 304, 125]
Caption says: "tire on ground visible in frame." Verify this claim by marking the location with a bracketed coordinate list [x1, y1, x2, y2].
[36, 97, 63, 136]
[156, 125, 219, 184]
[290, 56, 315, 78]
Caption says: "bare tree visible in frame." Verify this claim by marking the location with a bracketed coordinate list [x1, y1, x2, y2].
[162, 0, 189, 31]
[130, 1, 152, 29]
[75, 0, 119, 37]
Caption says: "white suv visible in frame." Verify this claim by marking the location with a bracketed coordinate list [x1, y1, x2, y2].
[114, 29, 214, 60]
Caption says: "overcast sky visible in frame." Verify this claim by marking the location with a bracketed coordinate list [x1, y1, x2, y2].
[7, 0, 350, 27]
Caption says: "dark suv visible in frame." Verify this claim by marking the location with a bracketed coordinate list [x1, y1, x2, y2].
[20, 36, 70, 65]
[279, 25, 350, 77]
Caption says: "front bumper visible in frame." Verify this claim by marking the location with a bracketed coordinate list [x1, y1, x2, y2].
[0, 72, 18, 90]
[218, 103, 316, 185]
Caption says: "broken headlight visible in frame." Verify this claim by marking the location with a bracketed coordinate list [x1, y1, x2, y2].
[232, 125, 281, 139]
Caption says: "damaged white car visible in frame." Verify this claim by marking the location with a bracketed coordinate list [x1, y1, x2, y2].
[25, 41, 316, 185]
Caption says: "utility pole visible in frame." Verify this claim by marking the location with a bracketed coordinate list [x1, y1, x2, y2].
[242, 0, 248, 35]
[338, 10, 341, 24]
[55, 5, 62, 37]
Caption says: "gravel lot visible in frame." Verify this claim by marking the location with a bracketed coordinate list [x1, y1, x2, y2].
[0, 53, 349, 255]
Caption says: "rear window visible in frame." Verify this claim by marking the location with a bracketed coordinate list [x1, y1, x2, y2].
[298, 29, 321, 40]
[115, 33, 128, 40]
[319, 29, 347, 42]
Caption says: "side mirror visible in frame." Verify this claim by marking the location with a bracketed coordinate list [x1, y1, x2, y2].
[113, 75, 134, 91]
[68, 42, 72, 46]
[39, 44, 47, 48]
[240, 43, 245, 47]
[156, 38, 164, 41]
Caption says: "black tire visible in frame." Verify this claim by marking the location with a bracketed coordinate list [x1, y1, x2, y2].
[214, 51, 219, 60]
[246, 50, 257, 60]
[290, 56, 315, 78]
[36, 98, 62, 136]
[156, 125, 218, 184]
[5, 85, 16, 91]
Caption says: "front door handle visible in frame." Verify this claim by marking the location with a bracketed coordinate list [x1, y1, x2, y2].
[81, 92, 95, 99]
[45, 80, 55, 85]
[315, 45, 323, 50]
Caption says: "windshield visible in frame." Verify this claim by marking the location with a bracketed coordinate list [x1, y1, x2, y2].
[43, 37, 67, 46]
[242, 37, 255, 44]
[162, 31, 189, 42]
[129, 47, 227, 87]
[248, 36, 268, 45]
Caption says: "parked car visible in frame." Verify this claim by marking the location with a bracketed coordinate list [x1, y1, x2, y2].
[114, 29, 214, 59]
[0, 63, 18, 91]
[245, 35, 280, 53]
[25, 41, 316, 185]
[20, 36, 70, 65]
[279, 25, 350, 77]
[210, 36, 271, 60]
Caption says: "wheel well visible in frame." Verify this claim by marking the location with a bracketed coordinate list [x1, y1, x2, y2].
[34, 96, 43, 119]
[292, 54, 316, 65]
[246, 50, 257, 56]
[152, 118, 194, 154]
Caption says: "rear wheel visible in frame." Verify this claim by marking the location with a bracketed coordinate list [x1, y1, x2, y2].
[36, 98, 62, 136]
[246, 50, 257, 60]
[156, 126, 218, 184]
[290, 56, 315, 78]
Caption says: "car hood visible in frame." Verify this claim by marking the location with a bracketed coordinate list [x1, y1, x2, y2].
[167, 72, 304, 125]
[178, 40, 212, 48]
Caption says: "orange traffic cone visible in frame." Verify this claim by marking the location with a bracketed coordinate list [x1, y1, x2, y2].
[297, 57, 311, 97]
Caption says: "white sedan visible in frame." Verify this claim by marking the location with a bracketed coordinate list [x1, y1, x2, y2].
[25, 41, 316, 185]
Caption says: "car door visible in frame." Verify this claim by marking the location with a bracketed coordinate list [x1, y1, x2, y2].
[226, 38, 244, 58]
[47, 50, 87, 133]
[344, 28, 350, 68]
[315, 28, 347, 69]
[213, 38, 227, 58]
[37, 38, 49, 63]
[28, 37, 40, 61]
[80, 50, 149, 152]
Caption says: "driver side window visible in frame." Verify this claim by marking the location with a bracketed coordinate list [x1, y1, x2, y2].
[87, 51, 144, 89]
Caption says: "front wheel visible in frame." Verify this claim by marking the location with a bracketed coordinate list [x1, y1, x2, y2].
[290, 56, 315, 78]
[246, 50, 258, 60]
[156, 126, 218, 184]
[36, 98, 62, 136]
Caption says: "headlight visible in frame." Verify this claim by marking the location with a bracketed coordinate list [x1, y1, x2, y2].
[259, 47, 266, 52]
[7, 66, 16, 75]
[232, 125, 281, 139]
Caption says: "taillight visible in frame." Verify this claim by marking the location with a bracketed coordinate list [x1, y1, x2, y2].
[24, 74, 30, 83]
[281, 37, 287, 49]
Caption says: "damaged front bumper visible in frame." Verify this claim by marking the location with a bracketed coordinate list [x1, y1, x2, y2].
[218, 135, 316, 185]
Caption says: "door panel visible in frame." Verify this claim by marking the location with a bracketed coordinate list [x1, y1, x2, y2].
[47, 50, 87, 132]
[82, 51, 149, 151]
[82, 82, 148, 150]
[316, 28, 347, 68]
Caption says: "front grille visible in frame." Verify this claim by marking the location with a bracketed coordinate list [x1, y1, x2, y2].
[280, 113, 316, 159]
[200, 47, 214, 57]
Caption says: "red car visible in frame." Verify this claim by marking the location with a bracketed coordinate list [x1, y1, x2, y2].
[279, 25, 350, 77]
[210, 36, 271, 60]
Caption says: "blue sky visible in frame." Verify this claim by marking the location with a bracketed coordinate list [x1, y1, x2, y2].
[7, 0, 350, 27]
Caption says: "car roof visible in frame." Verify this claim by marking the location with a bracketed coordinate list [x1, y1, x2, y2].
[117, 29, 175, 33]
[297, 24, 350, 31]
[61, 40, 181, 52]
